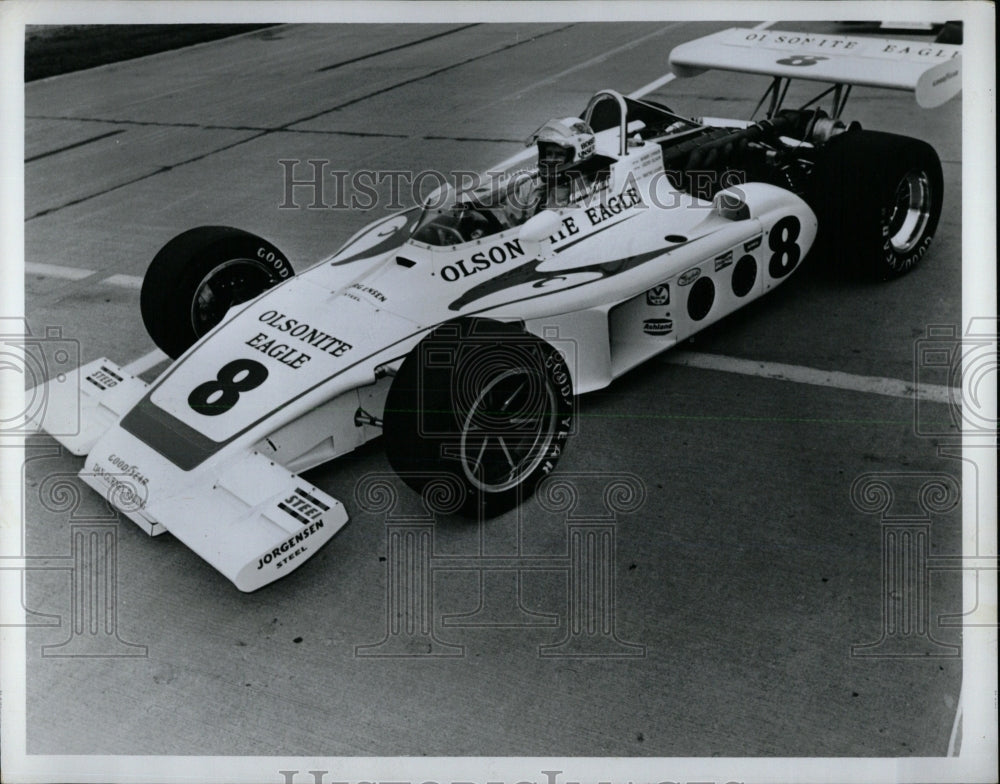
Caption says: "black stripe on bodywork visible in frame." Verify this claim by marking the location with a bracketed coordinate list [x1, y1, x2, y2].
[278, 502, 314, 526]
[100, 365, 124, 382]
[447, 238, 694, 312]
[120, 396, 226, 471]
[331, 208, 422, 266]
[295, 487, 330, 511]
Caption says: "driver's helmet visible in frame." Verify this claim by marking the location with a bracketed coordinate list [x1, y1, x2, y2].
[527, 117, 596, 176]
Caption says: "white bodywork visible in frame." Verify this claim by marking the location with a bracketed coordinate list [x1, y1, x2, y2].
[32, 27, 959, 591]
[668, 27, 961, 108]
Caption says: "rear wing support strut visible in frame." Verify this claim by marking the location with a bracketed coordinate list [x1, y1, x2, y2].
[752, 76, 854, 121]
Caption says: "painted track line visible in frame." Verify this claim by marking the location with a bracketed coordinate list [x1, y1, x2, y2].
[24, 262, 93, 280]
[102, 274, 144, 290]
[26, 263, 144, 289]
[664, 351, 957, 404]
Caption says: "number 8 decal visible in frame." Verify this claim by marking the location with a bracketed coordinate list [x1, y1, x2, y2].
[768, 215, 802, 279]
[188, 359, 269, 416]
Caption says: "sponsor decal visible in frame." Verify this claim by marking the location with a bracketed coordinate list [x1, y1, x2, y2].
[547, 215, 582, 244]
[107, 453, 149, 486]
[880, 44, 960, 60]
[678, 267, 701, 286]
[248, 310, 354, 367]
[256, 246, 292, 278]
[245, 333, 312, 369]
[741, 31, 959, 60]
[349, 283, 387, 303]
[742, 32, 859, 50]
[932, 70, 959, 87]
[439, 239, 526, 283]
[714, 250, 734, 271]
[278, 488, 330, 526]
[583, 187, 643, 228]
[257, 519, 326, 570]
[646, 284, 670, 306]
[643, 317, 674, 336]
[85, 365, 123, 391]
[744, 235, 763, 252]
[90, 459, 147, 510]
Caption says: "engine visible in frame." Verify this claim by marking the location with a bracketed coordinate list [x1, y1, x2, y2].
[658, 110, 858, 201]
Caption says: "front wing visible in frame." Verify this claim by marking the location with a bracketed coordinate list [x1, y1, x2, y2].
[33, 358, 349, 591]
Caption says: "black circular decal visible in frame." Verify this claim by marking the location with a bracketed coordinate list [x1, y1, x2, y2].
[665, 234, 688, 243]
[686, 276, 715, 321]
[731, 254, 757, 297]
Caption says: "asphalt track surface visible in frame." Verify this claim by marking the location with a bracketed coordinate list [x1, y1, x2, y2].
[22, 22, 964, 757]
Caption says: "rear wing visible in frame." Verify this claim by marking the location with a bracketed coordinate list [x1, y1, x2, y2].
[668, 28, 961, 109]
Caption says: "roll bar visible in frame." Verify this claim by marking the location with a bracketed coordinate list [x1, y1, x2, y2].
[583, 90, 629, 157]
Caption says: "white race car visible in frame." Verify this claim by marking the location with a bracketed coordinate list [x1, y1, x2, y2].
[33, 29, 961, 590]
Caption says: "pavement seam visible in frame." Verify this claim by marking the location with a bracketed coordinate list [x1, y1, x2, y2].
[26, 24, 289, 85]
[287, 23, 577, 123]
[24, 129, 126, 163]
[25, 115, 520, 143]
[25, 24, 576, 220]
[316, 24, 480, 73]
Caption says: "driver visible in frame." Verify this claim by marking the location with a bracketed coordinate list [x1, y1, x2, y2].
[506, 117, 597, 223]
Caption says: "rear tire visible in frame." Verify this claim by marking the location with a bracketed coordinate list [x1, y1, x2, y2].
[140, 226, 294, 358]
[383, 318, 574, 517]
[810, 130, 943, 280]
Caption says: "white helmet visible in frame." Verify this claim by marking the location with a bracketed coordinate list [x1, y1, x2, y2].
[528, 117, 596, 173]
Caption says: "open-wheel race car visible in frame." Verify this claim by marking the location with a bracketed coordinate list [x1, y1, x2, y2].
[33, 28, 962, 590]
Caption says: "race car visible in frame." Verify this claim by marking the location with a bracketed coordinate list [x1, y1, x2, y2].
[31, 28, 962, 591]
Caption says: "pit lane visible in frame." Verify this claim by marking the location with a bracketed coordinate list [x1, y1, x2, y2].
[19, 20, 964, 758]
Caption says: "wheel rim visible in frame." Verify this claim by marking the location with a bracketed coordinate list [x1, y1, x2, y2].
[886, 170, 932, 254]
[459, 368, 558, 493]
[190, 259, 275, 337]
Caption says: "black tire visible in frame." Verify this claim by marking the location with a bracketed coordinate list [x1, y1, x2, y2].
[140, 226, 294, 358]
[383, 318, 574, 517]
[809, 130, 943, 280]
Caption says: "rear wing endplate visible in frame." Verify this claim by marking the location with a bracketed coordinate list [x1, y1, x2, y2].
[668, 28, 962, 108]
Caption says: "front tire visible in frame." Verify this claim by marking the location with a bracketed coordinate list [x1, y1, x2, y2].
[140, 226, 294, 358]
[383, 318, 574, 517]
[810, 130, 943, 280]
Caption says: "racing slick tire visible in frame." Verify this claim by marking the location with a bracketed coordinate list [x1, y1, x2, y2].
[810, 130, 943, 280]
[383, 318, 574, 518]
[141, 226, 294, 358]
